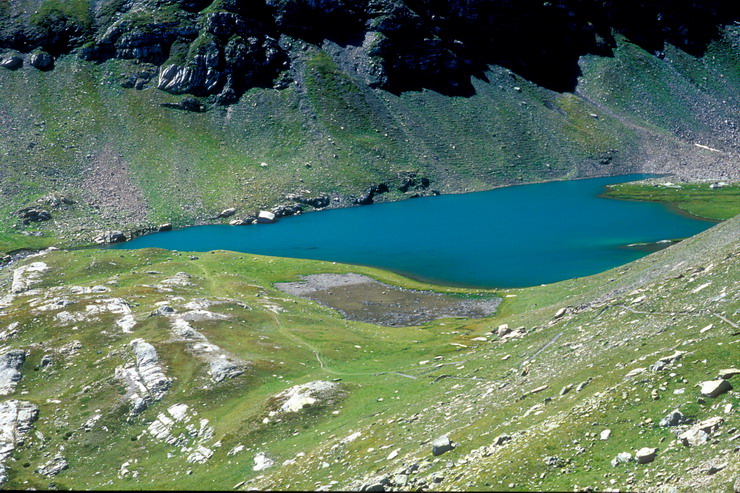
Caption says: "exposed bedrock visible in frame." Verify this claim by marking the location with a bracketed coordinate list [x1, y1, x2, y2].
[0, 1, 736, 101]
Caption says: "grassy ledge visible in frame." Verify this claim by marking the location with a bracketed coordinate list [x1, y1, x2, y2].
[603, 181, 740, 221]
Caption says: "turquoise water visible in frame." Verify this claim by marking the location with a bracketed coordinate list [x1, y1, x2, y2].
[114, 175, 714, 288]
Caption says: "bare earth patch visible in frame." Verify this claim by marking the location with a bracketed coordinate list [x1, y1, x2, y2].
[276, 273, 500, 327]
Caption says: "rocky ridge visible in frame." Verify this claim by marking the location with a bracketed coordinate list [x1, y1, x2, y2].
[1, 1, 737, 103]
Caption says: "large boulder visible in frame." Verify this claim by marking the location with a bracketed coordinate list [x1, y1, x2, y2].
[29, 52, 54, 71]
[257, 210, 276, 223]
[659, 410, 689, 427]
[11, 262, 48, 294]
[718, 368, 739, 379]
[431, 435, 455, 456]
[17, 207, 51, 225]
[0, 55, 22, 70]
[209, 358, 244, 383]
[678, 416, 723, 446]
[635, 447, 657, 464]
[217, 207, 237, 218]
[0, 400, 39, 484]
[699, 379, 732, 397]
[36, 456, 68, 477]
[271, 203, 303, 218]
[354, 183, 389, 205]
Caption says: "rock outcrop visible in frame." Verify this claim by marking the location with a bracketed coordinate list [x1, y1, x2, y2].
[678, 417, 724, 447]
[11, 262, 48, 294]
[273, 380, 341, 414]
[354, 183, 389, 205]
[0, 350, 25, 396]
[0, 0, 735, 103]
[116, 339, 172, 415]
[36, 456, 68, 477]
[94, 231, 127, 244]
[0, 400, 39, 485]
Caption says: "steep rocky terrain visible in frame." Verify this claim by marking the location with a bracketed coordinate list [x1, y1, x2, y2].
[0, 0, 738, 250]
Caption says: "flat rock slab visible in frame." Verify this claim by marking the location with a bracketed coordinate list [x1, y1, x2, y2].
[276, 273, 500, 327]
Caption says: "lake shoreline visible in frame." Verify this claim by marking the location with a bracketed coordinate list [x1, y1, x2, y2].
[113, 174, 713, 289]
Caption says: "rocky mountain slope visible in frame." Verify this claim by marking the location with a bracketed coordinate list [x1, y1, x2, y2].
[0, 0, 738, 250]
[0, 198, 736, 491]
[0, 4, 739, 490]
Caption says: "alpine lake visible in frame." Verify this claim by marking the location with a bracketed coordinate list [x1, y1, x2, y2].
[114, 175, 714, 288]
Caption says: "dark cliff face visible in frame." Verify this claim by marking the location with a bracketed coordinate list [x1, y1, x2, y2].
[0, 0, 737, 102]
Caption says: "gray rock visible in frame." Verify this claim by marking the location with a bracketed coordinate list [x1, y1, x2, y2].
[718, 368, 740, 379]
[699, 379, 732, 397]
[560, 384, 573, 396]
[650, 350, 685, 372]
[218, 207, 237, 218]
[0, 350, 25, 396]
[611, 452, 632, 467]
[229, 218, 254, 226]
[11, 262, 48, 293]
[492, 433, 511, 446]
[271, 203, 303, 218]
[660, 410, 689, 427]
[293, 195, 330, 208]
[0, 56, 22, 70]
[151, 305, 176, 316]
[94, 231, 127, 244]
[679, 417, 723, 446]
[432, 435, 454, 456]
[29, 52, 53, 71]
[360, 482, 386, 492]
[209, 358, 244, 383]
[0, 400, 39, 484]
[36, 456, 68, 477]
[544, 456, 564, 467]
[17, 207, 52, 224]
[393, 474, 408, 486]
[257, 210, 276, 223]
[575, 378, 591, 392]
[635, 447, 657, 464]
[116, 339, 171, 415]
[704, 463, 725, 475]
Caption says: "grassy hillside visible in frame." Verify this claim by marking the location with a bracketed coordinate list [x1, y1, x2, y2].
[0, 29, 738, 253]
[0, 211, 736, 491]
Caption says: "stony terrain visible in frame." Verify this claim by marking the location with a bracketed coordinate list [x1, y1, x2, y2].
[0, 212, 735, 490]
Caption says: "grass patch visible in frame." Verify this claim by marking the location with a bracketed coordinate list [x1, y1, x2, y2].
[604, 182, 740, 220]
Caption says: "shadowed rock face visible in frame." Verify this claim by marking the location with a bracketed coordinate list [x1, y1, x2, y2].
[0, 0, 736, 100]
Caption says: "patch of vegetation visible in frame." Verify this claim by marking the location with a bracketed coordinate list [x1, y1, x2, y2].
[30, 0, 93, 35]
[604, 182, 740, 220]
